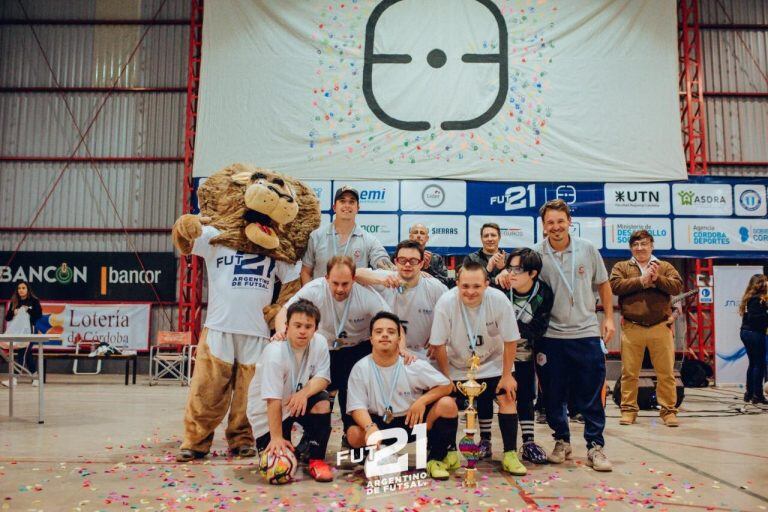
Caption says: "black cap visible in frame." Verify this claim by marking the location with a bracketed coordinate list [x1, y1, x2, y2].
[334, 186, 359, 202]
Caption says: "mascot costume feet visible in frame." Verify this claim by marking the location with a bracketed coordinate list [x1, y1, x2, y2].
[172, 163, 319, 461]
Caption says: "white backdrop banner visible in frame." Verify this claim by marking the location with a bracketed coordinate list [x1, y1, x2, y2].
[37, 303, 151, 351]
[713, 266, 762, 385]
[194, 0, 685, 182]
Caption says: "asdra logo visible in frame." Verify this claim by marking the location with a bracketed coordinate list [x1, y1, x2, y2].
[677, 189, 726, 206]
[489, 185, 535, 211]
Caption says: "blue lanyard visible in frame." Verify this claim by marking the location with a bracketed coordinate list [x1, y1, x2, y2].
[459, 300, 484, 354]
[327, 284, 352, 348]
[511, 281, 540, 321]
[370, 357, 403, 413]
[545, 239, 576, 304]
[283, 341, 310, 392]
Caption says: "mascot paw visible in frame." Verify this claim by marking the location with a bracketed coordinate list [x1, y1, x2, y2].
[245, 222, 280, 250]
[176, 214, 204, 240]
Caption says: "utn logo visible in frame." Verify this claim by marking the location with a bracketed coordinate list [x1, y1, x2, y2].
[614, 190, 660, 203]
[489, 185, 535, 211]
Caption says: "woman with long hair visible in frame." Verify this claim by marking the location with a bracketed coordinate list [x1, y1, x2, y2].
[4, 281, 43, 378]
[739, 274, 768, 404]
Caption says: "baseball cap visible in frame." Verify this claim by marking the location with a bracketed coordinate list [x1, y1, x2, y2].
[334, 186, 359, 202]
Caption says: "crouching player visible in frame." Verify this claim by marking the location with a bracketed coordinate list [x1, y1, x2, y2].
[247, 299, 334, 482]
[346, 312, 460, 480]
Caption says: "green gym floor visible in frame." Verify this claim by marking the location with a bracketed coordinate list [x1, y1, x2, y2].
[1, 375, 767, 511]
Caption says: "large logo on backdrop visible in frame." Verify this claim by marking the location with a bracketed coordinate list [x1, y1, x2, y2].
[363, 0, 508, 131]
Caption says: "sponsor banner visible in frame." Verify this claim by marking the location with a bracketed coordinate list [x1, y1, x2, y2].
[466, 183, 537, 215]
[400, 180, 466, 212]
[468, 216, 535, 249]
[536, 217, 604, 249]
[306, 180, 333, 211]
[604, 218, 672, 250]
[0, 252, 176, 302]
[734, 184, 767, 217]
[333, 181, 399, 212]
[35, 302, 150, 350]
[672, 183, 733, 216]
[540, 184, 605, 216]
[673, 218, 768, 251]
[604, 183, 670, 215]
[356, 214, 400, 247]
[714, 266, 762, 384]
[399, 215, 466, 248]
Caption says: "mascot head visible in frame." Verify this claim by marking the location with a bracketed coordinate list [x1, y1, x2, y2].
[197, 163, 320, 262]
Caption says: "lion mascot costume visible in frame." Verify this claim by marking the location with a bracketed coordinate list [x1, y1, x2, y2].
[172, 163, 319, 461]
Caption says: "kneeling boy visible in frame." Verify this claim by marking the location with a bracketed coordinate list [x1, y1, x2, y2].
[247, 299, 334, 482]
[346, 311, 459, 480]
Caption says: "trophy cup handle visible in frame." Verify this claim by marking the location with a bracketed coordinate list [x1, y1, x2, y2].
[456, 381, 466, 396]
[478, 381, 487, 394]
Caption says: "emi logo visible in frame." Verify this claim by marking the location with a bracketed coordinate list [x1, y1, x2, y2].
[739, 190, 761, 212]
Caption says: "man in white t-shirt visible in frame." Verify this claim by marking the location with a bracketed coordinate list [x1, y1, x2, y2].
[429, 261, 527, 475]
[247, 299, 334, 483]
[346, 311, 459, 480]
[176, 222, 301, 462]
[275, 256, 391, 434]
[356, 240, 448, 361]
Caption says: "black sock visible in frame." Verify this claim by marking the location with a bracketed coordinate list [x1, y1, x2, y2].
[427, 417, 458, 461]
[304, 413, 331, 460]
[498, 413, 519, 452]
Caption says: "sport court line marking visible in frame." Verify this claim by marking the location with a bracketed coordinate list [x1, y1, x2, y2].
[614, 435, 768, 505]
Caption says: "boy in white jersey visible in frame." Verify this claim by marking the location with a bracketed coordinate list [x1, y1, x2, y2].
[356, 240, 448, 361]
[429, 261, 527, 475]
[247, 299, 334, 482]
[346, 311, 459, 480]
[176, 222, 301, 462]
[275, 256, 391, 435]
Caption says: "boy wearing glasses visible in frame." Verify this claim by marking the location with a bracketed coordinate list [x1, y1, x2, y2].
[356, 240, 448, 361]
[505, 248, 554, 464]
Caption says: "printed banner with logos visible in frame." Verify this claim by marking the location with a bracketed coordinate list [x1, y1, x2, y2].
[193, 176, 767, 258]
[713, 266, 762, 385]
[0, 252, 176, 302]
[193, 0, 685, 183]
[27, 303, 151, 350]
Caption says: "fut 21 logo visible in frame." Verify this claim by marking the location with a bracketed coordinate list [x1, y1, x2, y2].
[363, 0, 508, 131]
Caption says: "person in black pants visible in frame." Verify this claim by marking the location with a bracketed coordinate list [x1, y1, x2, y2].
[739, 274, 768, 404]
[4, 281, 43, 374]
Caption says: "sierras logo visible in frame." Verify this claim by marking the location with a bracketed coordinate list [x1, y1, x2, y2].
[431, 227, 458, 235]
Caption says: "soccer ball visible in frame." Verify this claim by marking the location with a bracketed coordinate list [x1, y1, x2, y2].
[258, 451, 297, 485]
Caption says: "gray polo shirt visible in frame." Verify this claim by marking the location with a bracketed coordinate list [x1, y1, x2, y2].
[533, 236, 608, 339]
[302, 223, 391, 279]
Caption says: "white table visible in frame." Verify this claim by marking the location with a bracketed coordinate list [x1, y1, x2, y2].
[0, 334, 59, 423]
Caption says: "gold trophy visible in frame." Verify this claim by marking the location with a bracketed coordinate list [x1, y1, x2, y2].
[456, 353, 487, 487]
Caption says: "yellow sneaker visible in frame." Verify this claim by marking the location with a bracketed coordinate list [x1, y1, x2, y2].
[426, 459, 450, 480]
[502, 450, 527, 476]
[442, 450, 460, 471]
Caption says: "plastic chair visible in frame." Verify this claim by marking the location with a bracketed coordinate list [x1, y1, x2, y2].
[149, 331, 195, 386]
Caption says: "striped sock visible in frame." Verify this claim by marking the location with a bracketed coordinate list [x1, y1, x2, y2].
[480, 419, 493, 440]
[520, 420, 535, 443]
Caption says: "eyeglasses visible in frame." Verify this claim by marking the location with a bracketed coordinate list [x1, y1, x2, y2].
[508, 266, 528, 275]
[395, 257, 422, 266]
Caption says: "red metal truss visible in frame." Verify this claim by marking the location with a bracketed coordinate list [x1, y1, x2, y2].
[684, 259, 715, 371]
[678, 0, 709, 176]
[177, 0, 204, 341]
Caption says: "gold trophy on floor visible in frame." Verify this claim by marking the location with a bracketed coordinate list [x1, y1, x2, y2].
[456, 353, 486, 487]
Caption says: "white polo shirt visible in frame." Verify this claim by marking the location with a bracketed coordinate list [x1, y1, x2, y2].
[302, 223, 391, 279]
[429, 287, 520, 381]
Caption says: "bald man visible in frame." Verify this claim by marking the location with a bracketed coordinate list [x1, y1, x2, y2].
[409, 224, 453, 288]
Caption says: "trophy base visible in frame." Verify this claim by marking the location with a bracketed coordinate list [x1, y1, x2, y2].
[463, 468, 477, 487]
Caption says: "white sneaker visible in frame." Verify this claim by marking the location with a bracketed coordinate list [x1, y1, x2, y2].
[32, 379, 39, 387]
[1, 378, 19, 387]
[547, 440, 572, 464]
[587, 445, 613, 472]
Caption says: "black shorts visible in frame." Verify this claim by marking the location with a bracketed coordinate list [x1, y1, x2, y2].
[255, 391, 331, 449]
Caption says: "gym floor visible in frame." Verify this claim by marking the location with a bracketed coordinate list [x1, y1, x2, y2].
[1, 375, 767, 511]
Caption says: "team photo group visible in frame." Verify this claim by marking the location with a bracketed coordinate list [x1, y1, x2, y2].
[172, 183, 684, 485]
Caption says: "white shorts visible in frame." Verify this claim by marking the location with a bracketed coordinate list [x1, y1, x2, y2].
[205, 329, 269, 365]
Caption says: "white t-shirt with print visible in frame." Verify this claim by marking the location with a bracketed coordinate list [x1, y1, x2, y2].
[285, 278, 390, 348]
[193, 225, 301, 337]
[246, 333, 331, 438]
[346, 356, 449, 417]
[429, 287, 520, 380]
[370, 270, 448, 359]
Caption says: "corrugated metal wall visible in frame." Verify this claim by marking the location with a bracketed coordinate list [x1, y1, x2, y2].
[699, 0, 768, 177]
[0, 0, 189, 338]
